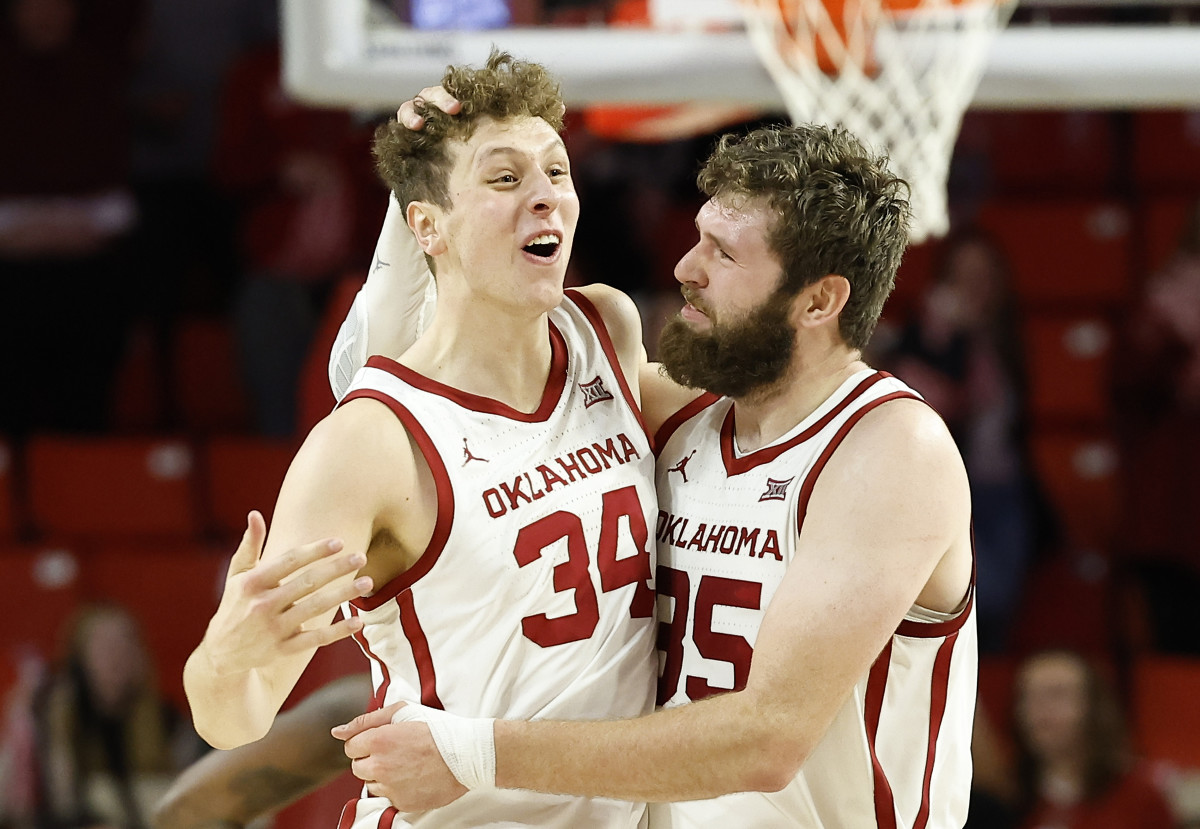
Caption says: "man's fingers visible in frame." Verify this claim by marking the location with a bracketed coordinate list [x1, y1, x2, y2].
[273, 550, 367, 610]
[334, 701, 403, 742]
[246, 538, 345, 592]
[282, 613, 364, 655]
[227, 510, 267, 577]
[281, 573, 373, 632]
[418, 85, 461, 114]
[399, 85, 463, 130]
[398, 100, 423, 130]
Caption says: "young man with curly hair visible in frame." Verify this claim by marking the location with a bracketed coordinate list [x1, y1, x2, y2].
[329, 79, 978, 828]
[184, 51, 660, 828]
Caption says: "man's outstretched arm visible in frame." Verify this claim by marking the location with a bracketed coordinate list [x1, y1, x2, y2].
[154, 674, 372, 829]
[328, 192, 437, 401]
[328, 93, 460, 401]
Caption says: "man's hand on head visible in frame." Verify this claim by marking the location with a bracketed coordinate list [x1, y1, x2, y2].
[400, 86, 463, 130]
[397, 84, 565, 130]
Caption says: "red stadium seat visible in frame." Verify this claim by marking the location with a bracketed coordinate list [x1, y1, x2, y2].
[977, 654, 1018, 735]
[110, 321, 167, 433]
[1139, 195, 1196, 277]
[1029, 429, 1121, 551]
[1007, 550, 1116, 659]
[885, 238, 941, 324]
[297, 274, 363, 436]
[26, 436, 201, 540]
[957, 111, 1119, 196]
[0, 543, 85, 700]
[1131, 656, 1200, 769]
[172, 317, 253, 434]
[1022, 313, 1115, 425]
[201, 436, 295, 538]
[0, 439, 16, 539]
[1133, 110, 1200, 194]
[81, 542, 228, 713]
[977, 200, 1133, 308]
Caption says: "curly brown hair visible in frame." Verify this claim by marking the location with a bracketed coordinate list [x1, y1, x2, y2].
[697, 124, 910, 351]
[373, 49, 565, 213]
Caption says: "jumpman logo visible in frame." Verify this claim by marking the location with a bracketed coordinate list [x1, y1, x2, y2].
[462, 438, 489, 466]
[759, 476, 795, 502]
[667, 450, 696, 482]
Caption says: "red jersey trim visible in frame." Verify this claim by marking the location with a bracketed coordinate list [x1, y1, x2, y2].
[360, 321, 569, 422]
[349, 604, 392, 713]
[721, 372, 891, 476]
[379, 807, 398, 828]
[913, 632, 960, 829]
[652, 393, 722, 457]
[398, 589, 444, 709]
[794, 389, 921, 530]
[867, 640, 899, 829]
[338, 800, 356, 829]
[895, 587, 975, 639]
[564, 289, 651, 442]
[340, 389, 455, 609]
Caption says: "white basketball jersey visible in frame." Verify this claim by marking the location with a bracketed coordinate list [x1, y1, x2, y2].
[337, 291, 658, 829]
[650, 369, 978, 829]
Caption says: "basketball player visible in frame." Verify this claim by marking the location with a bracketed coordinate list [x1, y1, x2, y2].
[329, 94, 977, 827]
[183, 52, 659, 828]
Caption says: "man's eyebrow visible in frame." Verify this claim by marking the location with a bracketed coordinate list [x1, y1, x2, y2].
[473, 138, 568, 167]
[696, 220, 735, 253]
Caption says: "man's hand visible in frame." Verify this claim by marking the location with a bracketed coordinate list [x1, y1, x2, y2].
[200, 511, 373, 677]
[399, 85, 463, 130]
[334, 702, 467, 811]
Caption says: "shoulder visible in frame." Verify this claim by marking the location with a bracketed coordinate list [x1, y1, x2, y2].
[841, 396, 963, 475]
[569, 283, 644, 369]
[286, 397, 422, 501]
[810, 396, 969, 533]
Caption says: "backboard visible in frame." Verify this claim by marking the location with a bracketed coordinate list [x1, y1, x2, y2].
[282, 0, 1200, 110]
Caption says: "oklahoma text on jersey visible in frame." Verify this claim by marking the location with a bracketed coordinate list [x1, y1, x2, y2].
[482, 432, 643, 518]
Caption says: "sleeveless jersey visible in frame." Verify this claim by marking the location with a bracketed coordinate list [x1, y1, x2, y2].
[650, 369, 978, 829]
[337, 291, 658, 829]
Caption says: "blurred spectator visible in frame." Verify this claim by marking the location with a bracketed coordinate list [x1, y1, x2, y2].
[1116, 198, 1200, 569]
[1013, 650, 1178, 829]
[214, 43, 383, 436]
[0, 0, 143, 434]
[129, 0, 276, 317]
[19, 603, 201, 828]
[878, 230, 1038, 651]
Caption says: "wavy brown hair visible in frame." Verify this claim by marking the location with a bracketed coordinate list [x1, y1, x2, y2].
[373, 49, 565, 213]
[696, 124, 910, 351]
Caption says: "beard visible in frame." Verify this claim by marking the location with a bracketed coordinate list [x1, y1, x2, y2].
[657, 287, 796, 399]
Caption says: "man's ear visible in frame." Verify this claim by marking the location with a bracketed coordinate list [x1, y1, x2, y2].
[793, 274, 851, 329]
[407, 200, 447, 257]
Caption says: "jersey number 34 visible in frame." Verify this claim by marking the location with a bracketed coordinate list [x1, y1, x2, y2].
[514, 484, 655, 647]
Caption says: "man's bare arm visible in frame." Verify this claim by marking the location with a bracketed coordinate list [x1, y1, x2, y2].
[495, 400, 971, 800]
[155, 675, 372, 829]
[185, 402, 414, 748]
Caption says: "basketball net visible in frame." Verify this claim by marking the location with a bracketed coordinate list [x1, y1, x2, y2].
[741, 0, 1014, 241]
